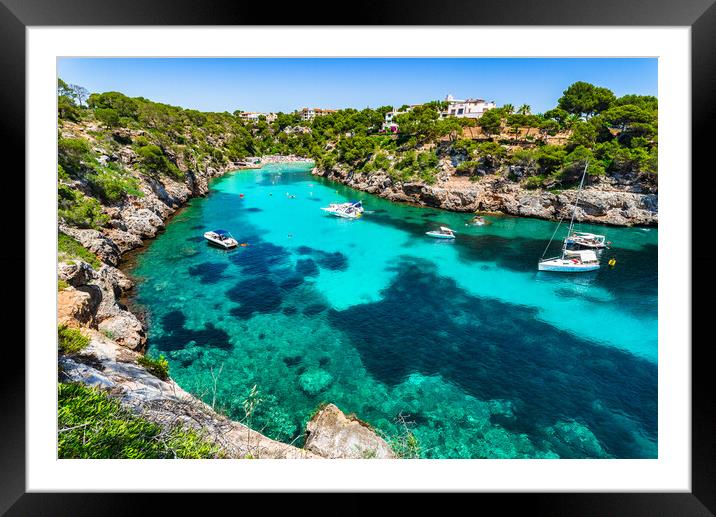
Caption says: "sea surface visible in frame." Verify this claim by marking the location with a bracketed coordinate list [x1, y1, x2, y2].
[128, 163, 658, 458]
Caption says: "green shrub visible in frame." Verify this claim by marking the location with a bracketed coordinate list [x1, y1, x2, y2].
[136, 145, 183, 179]
[58, 325, 90, 354]
[58, 382, 220, 459]
[58, 279, 69, 291]
[456, 160, 479, 174]
[88, 163, 143, 202]
[137, 353, 170, 380]
[58, 232, 101, 268]
[58, 95, 82, 122]
[58, 137, 93, 177]
[58, 185, 109, 229]
[523, 175, 546, 189]
[95, 108, 120, 128]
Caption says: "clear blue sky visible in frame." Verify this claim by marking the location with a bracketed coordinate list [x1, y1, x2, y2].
[58, 58, 657, 114]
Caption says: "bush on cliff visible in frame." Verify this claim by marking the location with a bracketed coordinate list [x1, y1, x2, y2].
[58, 325, 90, 354]
[58, 232, 101, 268]
[58, 382, 220, 458]
[87, 163, 143, 203]
[136, 144, 183, 180]
[137, 353, 170, 380]
[58, 186, 109, 230]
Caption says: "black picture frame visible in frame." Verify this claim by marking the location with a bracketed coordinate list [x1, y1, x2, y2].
[2, 0, 713, 514]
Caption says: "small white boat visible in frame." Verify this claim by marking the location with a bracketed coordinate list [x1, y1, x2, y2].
[538, 250, 600, 272]
[321, 200, 364, 219]
[426, 226, 456, 239]
[565, 231, 609, 249]
[204, 229, 238, 249]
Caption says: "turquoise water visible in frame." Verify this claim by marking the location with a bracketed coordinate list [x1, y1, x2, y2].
[129, 163, 658, 458]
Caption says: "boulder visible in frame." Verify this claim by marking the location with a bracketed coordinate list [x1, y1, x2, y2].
[57, 288, 94, 328]
[57, 260, 95, 286]
[98, 313, 146, 350]
[304, 403, 395, 459]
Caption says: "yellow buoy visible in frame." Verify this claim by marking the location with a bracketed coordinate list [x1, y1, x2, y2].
[608, 258, 616, 267]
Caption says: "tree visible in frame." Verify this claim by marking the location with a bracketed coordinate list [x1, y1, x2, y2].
[502, 104, 515, 114]
[95, 108, 120, 128]
[478, 109, 502, 135]
[557, 81, 615, 119]
[518, 104, 531, 115]
[70, 84, 89, 106]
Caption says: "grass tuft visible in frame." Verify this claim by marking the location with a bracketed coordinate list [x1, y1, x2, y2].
[58, 382, 221, 458]
[58, 325, 90, 354]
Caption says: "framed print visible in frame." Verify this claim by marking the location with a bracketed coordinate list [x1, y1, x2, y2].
[2, 0, 714, 514]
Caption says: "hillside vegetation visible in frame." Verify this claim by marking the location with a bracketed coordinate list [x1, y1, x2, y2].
[57, 78, 657, 232]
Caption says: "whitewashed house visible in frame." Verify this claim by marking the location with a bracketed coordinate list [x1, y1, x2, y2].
[442, 94, 496, 119]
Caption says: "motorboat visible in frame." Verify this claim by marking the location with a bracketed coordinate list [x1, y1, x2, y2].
[538, 161, 601, 273]
[538, 249, 600, 272]
[565, 231, 609, 249]
[204, 229, 239, 249]
[320, 200, 364, 219]
[426, 226, 456, 239]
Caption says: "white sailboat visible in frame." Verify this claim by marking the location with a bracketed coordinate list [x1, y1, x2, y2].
[538, 162, 601, 272]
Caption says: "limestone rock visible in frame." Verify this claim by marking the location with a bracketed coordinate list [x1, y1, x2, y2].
[312, 167, 658, 227]
[304, 403, 395, 459]
[57, 260, 95, 286]
[57, 288, 94, 328]
[60, 226, 121, 266]
[98, 314, 146, 350]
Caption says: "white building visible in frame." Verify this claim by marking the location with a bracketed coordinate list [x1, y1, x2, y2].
[443, 94, 496, 119]
[381, 106, 416, 132]
[298, 107, 336, 121]
[238, 112, 277, 123]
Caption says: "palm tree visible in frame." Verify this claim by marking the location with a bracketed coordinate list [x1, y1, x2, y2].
[518, 104, 532, 115]
[502, 103, 515, 114]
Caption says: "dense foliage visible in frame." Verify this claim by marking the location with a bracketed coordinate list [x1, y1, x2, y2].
[57, 78, 657, 231]
[58, 382, 220, 458]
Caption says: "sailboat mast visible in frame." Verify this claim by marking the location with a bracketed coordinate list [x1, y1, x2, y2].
[562, 160, 589, 254]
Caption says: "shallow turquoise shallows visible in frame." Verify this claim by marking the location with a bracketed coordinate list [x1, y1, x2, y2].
[128, 163, 658, 458]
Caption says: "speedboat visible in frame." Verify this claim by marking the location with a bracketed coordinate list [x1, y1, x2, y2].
[426, 226, 456, 239]
[321, 200, 364, 219]
[538, 249, 600, 272]
[565, 231, 609, 249]
[204, 229, 239, 249]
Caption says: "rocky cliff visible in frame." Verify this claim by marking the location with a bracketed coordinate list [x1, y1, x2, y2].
[313, 164, 658, 227]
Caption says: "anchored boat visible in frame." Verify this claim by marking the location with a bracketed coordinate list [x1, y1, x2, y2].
[565, 231, 609, 249]
[426, 226, 456, 239]
[538, 162, 601, 273]
[204, 229, 239, 249]
[320, 200, 364, 219]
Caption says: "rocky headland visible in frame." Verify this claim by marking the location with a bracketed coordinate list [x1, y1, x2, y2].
[313, 162, 658, 227]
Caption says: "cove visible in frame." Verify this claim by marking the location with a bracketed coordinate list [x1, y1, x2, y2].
[128, 163, 658, 458]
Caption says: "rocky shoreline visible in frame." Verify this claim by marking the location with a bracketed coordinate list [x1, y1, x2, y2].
[58, 148, 392, 459]
[312, 164, 658, 227]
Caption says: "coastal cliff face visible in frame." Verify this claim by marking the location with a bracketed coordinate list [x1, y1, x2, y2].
[313, 163, 658, 227]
